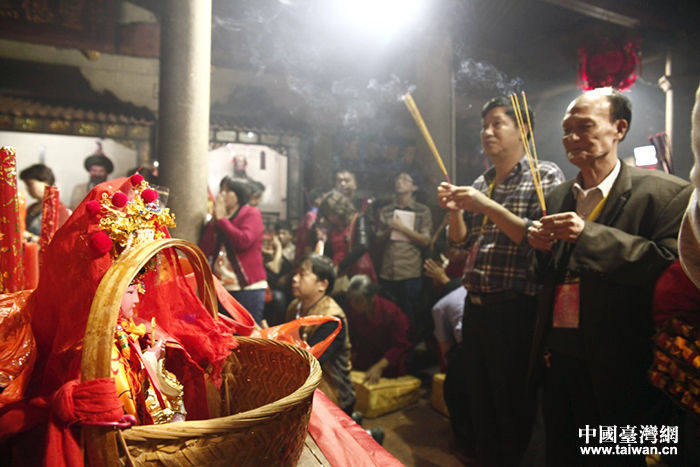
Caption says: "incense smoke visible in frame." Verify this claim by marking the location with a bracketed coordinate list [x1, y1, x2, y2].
[454, 58, 524, 96]
[213, 2, 422, 132]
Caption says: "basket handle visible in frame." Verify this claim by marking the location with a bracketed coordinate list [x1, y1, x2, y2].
[81, 238, 216, 466]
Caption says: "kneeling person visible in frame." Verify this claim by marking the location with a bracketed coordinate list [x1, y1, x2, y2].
[345, 275, 413, 385]
[286, 253, 356, 414]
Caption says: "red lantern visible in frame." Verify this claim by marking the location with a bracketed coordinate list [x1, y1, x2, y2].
[578, 41, 641, 91]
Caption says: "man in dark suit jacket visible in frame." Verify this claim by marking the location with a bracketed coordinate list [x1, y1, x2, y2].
[527, 89, 692, 466]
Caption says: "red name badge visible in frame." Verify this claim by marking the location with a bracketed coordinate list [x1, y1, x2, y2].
[553, 282, 580, 328]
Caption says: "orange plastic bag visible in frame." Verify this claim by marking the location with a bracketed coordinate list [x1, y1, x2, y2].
[0, 290, 36, 408]
[253, 316, 342, 360]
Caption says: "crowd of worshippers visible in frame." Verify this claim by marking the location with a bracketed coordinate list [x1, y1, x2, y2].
[21, 85, 700, 466]
[199, 86, 700, 466]
[199, 168, 432, 397]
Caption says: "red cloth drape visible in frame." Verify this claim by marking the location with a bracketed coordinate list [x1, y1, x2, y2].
[308, 390, 403, 467]
[45, 378, 124, 467]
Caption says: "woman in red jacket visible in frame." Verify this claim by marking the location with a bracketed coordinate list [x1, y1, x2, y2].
[200, 176, 267, 324]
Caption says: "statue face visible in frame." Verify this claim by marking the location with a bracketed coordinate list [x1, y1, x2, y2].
[89, 165, 108, 182]
[120, 284, 140, 318]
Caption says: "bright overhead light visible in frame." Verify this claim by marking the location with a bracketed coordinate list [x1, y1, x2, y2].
[338, 0, 422, 35]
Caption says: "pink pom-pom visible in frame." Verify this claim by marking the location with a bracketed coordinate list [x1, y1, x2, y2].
[112, 192, 128, 208]
[130, 174, 144, 185]
[89, 232, 113, 255]
[141, 188, 158, 204]
[86, 200, 101, 216]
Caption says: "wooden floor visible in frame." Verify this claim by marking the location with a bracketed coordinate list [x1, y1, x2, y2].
[298, 434, 332, 466]
[362, 387, 464, 467]
[296, 386, 463, 467]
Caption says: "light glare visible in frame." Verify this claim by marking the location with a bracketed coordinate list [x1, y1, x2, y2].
[634, 145, 658, 167]
[339, 0, 422, 35]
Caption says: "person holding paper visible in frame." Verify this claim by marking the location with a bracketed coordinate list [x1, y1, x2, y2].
[437, 96, 564, 466]
[377, 172, 432, 325]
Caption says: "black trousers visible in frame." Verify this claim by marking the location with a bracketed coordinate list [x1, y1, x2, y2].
[444, 342, 475, 455]
[542, 350, 647, 467]
[462, 293, 538, 466]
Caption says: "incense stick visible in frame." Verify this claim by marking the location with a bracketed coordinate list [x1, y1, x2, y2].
[510, 92, 547, 215]
[403, 93, 452, 184]
[520, 91, 544, 194]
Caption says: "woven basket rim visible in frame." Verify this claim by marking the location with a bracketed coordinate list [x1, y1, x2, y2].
[120, 336, 321, 441]
[80, 239, 223, 464]
[81, 238, 217, 381]
[78, 238, 322, 452]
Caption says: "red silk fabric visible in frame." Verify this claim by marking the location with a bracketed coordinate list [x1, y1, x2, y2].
[308, 390, 403, 467]
[45, 378, 124, 467]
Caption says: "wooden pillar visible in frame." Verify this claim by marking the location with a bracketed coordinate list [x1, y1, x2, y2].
[415, 26, 455, 186]
[157, 0, 211, 242]
[666, 45, 699, 180]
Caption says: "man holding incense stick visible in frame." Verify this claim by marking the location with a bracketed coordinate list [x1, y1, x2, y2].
[527, 89, 691, 465]
[437, 96, 564, 465]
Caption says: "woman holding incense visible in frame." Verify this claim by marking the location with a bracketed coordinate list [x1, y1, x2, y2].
[436, 96, 565, 466]
[315, 190, 376, 292]
[200, 175, 267, 324]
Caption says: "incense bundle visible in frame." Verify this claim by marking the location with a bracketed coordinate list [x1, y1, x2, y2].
[510, 92, 547, 215]
[403, 93, 452, 184]
[0, 146, 24, 293]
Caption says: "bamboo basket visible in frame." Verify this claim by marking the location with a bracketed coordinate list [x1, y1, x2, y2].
[80, 239, 322, 466]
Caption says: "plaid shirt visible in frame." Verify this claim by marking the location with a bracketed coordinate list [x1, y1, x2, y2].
[459, 157, 565, 295]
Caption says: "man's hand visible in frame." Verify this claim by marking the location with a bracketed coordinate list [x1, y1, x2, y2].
[450, 186, 493, 214]
[263, 234, 281, 262]
[527, 220, 553, 251]
[387, 217, 405, 231]
[424, 258, 450, 285]
[363, 358, 389, 385]
[437, 182, 460, 211]
[528, 212, 585, 250]
[438, 183, 492, 214]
